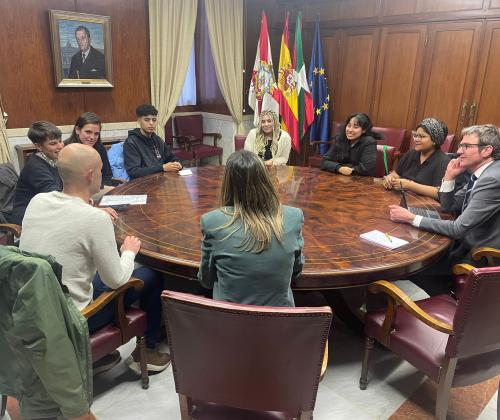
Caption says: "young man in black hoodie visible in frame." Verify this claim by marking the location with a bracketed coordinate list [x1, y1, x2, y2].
[124, 104, 182, 180]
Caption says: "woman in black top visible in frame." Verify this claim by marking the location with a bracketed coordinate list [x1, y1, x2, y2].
[65, 112, 113, 187]
[320, 112, 380, 176]
[383, 118, 450, 199]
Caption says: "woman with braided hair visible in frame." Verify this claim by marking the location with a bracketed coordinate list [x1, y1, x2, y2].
[244, 110, 291, 166]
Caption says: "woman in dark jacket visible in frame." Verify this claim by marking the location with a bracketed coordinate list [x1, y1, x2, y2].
[65, 112, 113, 187]
[320, 112, 381, 176]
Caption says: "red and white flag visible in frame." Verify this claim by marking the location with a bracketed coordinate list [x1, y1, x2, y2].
[248, 11, 279, 126]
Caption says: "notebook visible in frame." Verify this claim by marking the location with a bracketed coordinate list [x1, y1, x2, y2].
[360, 230, 409, 250]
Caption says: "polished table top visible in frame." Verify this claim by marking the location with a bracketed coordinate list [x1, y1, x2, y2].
[111, 166, 451, 289]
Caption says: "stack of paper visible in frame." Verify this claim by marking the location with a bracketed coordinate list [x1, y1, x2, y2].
[99, 195, 147, 206]
[360, 230, 409, 250]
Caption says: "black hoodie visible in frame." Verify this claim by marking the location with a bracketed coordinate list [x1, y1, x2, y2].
[123, 128, 180, 180]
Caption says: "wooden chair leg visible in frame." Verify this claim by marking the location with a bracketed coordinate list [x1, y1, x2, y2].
[179, 393, 191, 420]
[435, 357, 457, 420]
[359, 336, 374, 390]
[1, 394, 6, 417]
[137, 336, 149, 389]
[218, 154, 222, 165]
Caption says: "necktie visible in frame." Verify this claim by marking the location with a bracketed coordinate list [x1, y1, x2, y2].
[82, 53, 86, 63]
[462, 174, 478, 211]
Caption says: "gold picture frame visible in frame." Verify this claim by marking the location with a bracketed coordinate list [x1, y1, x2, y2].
[49, 10, 113, 88]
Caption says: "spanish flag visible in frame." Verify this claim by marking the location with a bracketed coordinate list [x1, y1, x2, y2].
[277, 13, 299, 151]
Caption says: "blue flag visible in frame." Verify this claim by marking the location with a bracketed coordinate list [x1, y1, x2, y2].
[308, 17, 330, 155]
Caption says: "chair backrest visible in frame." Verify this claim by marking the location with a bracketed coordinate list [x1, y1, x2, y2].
[174, 114, 203, 141]
[375, 145, 395, 177]
[234, 134, 246, 151]
[446, 266, 500, 359]
[162, 291, 332, 414]
[0, 163, 18, 223]
[408, 133, 455, 153]
[332, 121, 344, 136]
[372, 127, 406, 151]
[164, 118, 174, 146]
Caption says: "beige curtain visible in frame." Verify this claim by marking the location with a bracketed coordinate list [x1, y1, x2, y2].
[205, 0, 244, 134]
[149, 0, 198, 138]
[0, 96, 11, 164]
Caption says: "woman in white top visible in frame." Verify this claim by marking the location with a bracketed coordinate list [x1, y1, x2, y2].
[244, 110, 291, 166]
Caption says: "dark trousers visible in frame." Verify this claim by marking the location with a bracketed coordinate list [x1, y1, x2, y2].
[87, 266, 163, 348]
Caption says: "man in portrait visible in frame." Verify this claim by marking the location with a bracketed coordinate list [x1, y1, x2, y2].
[68, 25, 105, 79]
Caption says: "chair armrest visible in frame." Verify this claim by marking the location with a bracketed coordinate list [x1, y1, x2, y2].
[0, 223, 22, 237]
[203, 132, 222, 146]
[368, 280, 454, 335]
[80, 278, 144, 319]
[172, 135, 192, 151]
[472, 247, 500, 266]
[452, 263, 476, 276]
[111, 177, 127, 186]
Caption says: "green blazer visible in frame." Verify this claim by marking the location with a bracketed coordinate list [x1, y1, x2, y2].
[198, 205, 304, 307]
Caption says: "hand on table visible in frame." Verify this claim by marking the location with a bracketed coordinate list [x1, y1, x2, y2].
[163, 162, 183, 172]
[99, 207, 119, 223]
[389, 205, 416, 224]
[338, 166, 353, 176]
[120, 235, 141, 255]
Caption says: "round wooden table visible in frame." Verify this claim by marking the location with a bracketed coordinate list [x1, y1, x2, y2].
[111, 166, 451, 289]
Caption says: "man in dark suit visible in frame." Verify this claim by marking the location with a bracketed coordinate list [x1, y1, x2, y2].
[68, 26, 105, 79]
[389, 124, 500, 292]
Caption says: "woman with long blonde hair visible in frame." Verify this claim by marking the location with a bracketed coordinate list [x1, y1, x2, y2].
[244, 110, 291, 166]
[197, 150, 304, 306]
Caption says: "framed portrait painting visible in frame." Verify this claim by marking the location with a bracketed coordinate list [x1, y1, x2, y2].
[49, 10, 113, 87]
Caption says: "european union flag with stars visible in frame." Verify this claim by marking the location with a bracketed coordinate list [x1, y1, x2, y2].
[308, 17, 330, 154]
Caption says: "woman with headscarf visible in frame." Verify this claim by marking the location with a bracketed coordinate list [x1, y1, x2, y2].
[384, 117, 450, 199]
[244, 110, 291, 166]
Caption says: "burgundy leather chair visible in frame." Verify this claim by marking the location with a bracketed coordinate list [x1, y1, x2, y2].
[161, 290, 332, 420]
[0, 224, 149, 390]
[375, 145, 395, 177]
[234, 134, 246, 151]
[359, 258, 500, 419]
[409, 133, 456, 154]
[174, 115, 223, 166]
[372, 126, 406, 151]
[164, 118, 194, 167]
[307, 140, 333, 168]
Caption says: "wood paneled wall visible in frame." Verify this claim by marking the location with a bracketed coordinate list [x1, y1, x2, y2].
[0, 0, 150, 128]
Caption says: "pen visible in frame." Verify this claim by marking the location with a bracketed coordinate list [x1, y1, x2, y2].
[385, 232, 393, 243]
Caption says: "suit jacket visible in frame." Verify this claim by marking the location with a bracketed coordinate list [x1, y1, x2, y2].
[420, 160, 500, 260]
[68, 46, 105, 79]
[198, 205, 304, 307]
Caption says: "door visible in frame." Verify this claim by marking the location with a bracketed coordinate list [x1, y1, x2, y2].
[415, 21, 484, 139]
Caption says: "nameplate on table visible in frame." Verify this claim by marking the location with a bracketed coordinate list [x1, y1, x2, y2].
[99, 195, 147, 206]
[360, 230, 409, 250]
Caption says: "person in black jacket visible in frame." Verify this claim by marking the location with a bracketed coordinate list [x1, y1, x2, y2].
[124, 104, 182, 180]
[320, 112, 381, 176]
[9, 121, 64, 225]
[65, 112, 113, 188]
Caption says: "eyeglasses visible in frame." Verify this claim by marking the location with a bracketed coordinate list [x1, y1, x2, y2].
[457, 143, 487, 150]
[412, 131, 430, 140]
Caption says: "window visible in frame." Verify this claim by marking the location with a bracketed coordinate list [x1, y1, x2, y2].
[177, 43, 196, 106]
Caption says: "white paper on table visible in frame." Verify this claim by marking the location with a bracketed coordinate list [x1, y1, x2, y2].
[359, 230, 409, 250]
[179, 169, 193, 176]
[99, 195, 147, 206]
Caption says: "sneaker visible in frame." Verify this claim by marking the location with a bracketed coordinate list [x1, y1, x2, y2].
[126, 347, 171, 374]
[93, 350, 121, 375]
